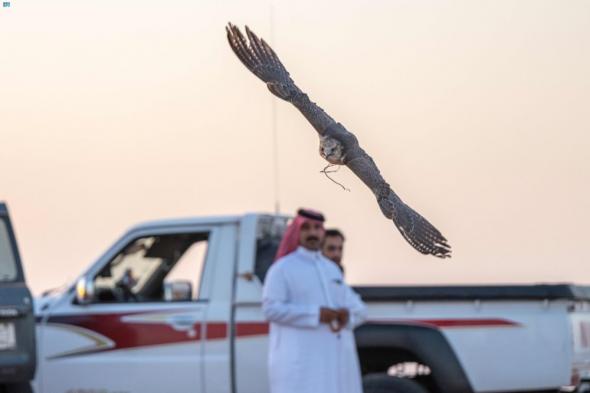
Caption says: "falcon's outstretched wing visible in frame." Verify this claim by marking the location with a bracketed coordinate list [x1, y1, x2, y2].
[226, 23, 335, 134]
[226, 23, 451, 258]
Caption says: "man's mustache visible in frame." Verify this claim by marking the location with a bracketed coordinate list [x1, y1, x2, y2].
[305, 236, 320, 242]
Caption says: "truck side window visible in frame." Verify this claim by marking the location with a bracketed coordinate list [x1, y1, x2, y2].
[92, 232, 208, 303]
[0, 219, 18, 282]
[254, 217, 287, 283]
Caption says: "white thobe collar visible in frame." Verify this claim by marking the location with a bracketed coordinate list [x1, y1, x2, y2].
[295, 246, 322, 261]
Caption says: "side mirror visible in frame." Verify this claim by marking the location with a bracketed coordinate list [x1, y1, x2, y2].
[164, 280, 192, 302]
[75, 276, 95, 305]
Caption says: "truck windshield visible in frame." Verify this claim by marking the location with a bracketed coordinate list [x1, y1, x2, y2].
[0, 218, 18, 282]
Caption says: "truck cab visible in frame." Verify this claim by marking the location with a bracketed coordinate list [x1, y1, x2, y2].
[34, 213, 258, 393]
[0, 203, 36, 393]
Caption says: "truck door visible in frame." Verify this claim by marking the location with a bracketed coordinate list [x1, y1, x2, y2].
[233, 215, 286, 393]
[39, 226, 220, 393]
[0, 203, 36, 391]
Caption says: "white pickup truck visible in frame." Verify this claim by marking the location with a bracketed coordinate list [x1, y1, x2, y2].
[33, 213, 590, 393]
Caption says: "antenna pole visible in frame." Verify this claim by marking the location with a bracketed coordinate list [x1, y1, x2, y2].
[270, 3, 280, 214]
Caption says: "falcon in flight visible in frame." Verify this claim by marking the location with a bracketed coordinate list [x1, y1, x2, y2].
[226, 23, 451, 258]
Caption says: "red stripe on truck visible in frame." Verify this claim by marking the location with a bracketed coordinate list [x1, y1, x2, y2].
[44, 313, 516, 358]
[235, 322, 270, 337]
[369, 318, 520, 328]
[48, 313, 201, 352]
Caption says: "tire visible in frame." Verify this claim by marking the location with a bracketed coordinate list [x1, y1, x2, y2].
[363, 373, 429, 393]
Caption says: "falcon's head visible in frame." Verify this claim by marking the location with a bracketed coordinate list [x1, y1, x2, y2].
[319, 135, 346, 165]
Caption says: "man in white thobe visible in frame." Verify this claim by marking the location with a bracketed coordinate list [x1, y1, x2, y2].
[263, 208, 367, 393]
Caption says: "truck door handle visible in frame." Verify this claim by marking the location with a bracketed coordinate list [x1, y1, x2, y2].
[237, 272, 255, 282]
[168, 315, 200, 336]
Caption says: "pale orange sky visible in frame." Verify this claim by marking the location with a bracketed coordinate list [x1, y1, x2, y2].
[1, 0, 589, 294]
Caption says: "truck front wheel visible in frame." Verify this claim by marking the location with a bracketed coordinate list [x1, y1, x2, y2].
[363, 373, 429, 393]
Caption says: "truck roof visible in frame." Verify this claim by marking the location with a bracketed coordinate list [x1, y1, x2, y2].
[127, 212, 289, 233]
[128, 213, 256, 232]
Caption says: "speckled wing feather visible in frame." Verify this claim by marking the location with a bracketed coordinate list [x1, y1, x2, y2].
[226, 23, 451, 258]
[226, 23, 335, 134]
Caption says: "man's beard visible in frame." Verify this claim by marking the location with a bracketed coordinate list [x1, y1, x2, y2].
[302, 236, 320, 250]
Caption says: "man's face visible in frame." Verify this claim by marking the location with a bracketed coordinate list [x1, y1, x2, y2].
[299, 220, 325, 251]
[322, 235, 344, 264]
